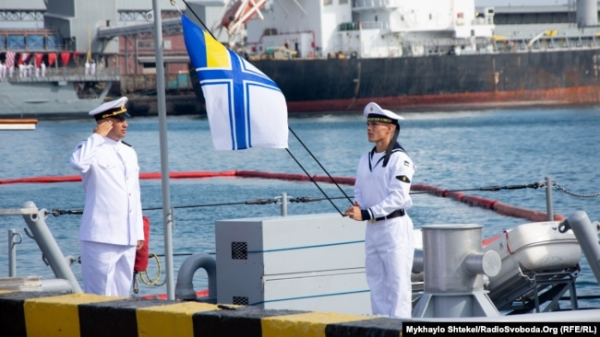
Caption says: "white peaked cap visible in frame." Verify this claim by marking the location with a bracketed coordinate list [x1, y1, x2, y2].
[89, 97, 130, 120]
[363, 102, 404, 121]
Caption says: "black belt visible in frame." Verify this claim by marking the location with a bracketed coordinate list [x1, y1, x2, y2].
[370, 209, 405, 223]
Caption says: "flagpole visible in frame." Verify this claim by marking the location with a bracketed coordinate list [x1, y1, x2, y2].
[285, 148, 345, 216]
[183, 1, 213, 36]
[152, 0, 175, 300]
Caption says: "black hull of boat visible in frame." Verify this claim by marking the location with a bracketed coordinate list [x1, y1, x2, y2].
[191, 48, 600, 113]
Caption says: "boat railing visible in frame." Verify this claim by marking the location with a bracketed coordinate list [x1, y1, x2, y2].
[1, 208, 37, 278]
[2, 175, 599, 302]
[493, 35, 600, 53]
[402, 37, 489, 47]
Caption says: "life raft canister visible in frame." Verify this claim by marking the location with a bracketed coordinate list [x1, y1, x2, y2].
[134, 216, 150, 272]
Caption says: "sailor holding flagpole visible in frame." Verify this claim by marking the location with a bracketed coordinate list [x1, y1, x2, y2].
[344, 102, 415, 318]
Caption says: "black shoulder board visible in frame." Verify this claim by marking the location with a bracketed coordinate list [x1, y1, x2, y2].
[396, 175, 411, 183]
[121, 141, 132, 147]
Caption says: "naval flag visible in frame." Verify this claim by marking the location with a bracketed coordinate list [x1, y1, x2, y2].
[181, 15, 288, 150]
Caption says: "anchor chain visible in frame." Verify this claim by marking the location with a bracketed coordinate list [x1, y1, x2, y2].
[542, 180, 600, 198]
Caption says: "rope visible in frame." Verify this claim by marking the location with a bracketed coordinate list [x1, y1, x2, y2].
[170, 0, 182, 15]
[290, 196, 349, 203]
[288, 126, 353, 204]
[181, 0, 217, 41]
[144, 198, 278, 211]
[285, 148, 344, 215]
[138, 253, 166, 287]
[51, 197, 285, 216]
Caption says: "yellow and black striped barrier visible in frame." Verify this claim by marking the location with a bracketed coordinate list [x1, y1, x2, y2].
[0, 290, 403, 337]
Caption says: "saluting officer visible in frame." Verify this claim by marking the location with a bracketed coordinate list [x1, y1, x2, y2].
[70, 97, 144, 296]
[344, 102, 415, 318]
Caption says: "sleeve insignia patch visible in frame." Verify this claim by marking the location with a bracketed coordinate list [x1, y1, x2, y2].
[396, 175, 411, 183]
[404, 161, 410, 167]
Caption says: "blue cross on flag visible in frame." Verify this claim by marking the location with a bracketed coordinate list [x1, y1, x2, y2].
[181, 15, 288, 150]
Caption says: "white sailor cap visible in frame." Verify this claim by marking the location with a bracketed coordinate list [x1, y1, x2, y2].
[364, 102, 403, 124]
[89, 97, 131, 121]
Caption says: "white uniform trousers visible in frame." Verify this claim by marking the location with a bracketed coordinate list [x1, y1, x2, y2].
[365, 215, 414, 318]
[80, 240, 136, 296]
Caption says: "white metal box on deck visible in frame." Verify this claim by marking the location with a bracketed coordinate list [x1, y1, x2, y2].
[215, 213, 371, 314]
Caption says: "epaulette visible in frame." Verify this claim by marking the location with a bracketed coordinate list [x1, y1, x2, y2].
[121, 141, 132, 147]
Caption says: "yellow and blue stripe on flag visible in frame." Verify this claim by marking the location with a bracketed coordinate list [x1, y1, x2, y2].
[182, 15, 288, 150]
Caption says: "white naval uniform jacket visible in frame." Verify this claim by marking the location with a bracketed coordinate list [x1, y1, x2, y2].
[354, 147, 414, 217]
[70, 133, 144, 246]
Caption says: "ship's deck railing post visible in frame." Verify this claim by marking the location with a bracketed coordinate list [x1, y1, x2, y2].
[0, 202, 82, 293]
[545, 176, 554, 221]
[7, 229, 21, 277]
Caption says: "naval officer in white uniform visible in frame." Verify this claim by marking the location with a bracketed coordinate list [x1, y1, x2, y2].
[344, 102, 415, 318]
[70, 97, 144, 296]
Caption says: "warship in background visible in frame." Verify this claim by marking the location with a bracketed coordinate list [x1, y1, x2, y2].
[189, 0, 600, 113]
[0, 67, 118, 118]
[0, 0, 195, 118]
[0, 1, 121, 118]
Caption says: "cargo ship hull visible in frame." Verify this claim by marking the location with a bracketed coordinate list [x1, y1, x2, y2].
[192, 48, 600, 113]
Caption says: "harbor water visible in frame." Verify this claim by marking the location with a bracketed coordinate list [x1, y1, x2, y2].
[1, 106, 599, 302]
